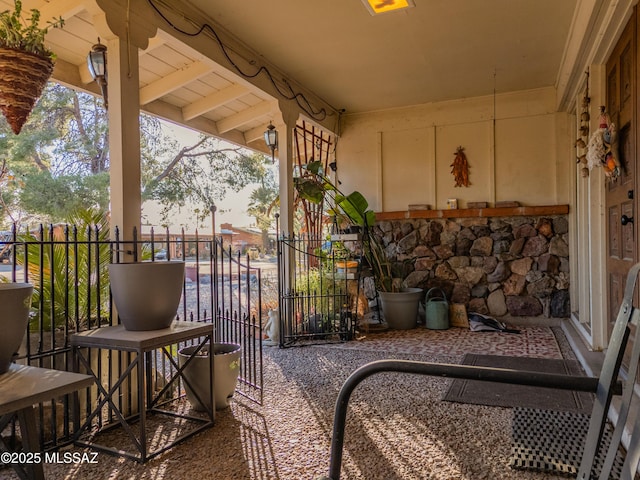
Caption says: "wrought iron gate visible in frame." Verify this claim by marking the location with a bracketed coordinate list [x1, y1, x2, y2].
[277, 234, 358, 347]
[1, 223, 263, 450]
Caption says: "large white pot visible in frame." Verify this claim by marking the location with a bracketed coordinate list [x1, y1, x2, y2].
[108, 262, 185, 331]
[378, 287, 423, 330]
[0, 283, 33, 374]
[178, 342, 241, 411]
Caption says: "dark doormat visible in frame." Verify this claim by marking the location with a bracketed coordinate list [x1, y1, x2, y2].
[510, 407, 635, 479]
[442, 354, 594, 413]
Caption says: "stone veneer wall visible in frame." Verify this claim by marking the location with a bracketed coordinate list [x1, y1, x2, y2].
[369, 215, 570, 318]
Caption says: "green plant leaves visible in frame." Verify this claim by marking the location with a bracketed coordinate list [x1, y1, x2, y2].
[334, 191, 375, 227]
[0, 0, 64, 59]
[293, 177, 326, 204]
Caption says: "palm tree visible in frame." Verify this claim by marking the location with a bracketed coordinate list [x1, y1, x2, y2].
[17, 207, 111, 330]
[247, 177, 278, 252]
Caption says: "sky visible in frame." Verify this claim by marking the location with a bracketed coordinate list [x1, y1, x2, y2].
[143, 186, 257, 232]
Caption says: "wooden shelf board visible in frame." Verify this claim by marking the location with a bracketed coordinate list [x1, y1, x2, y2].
[375, 205, 569, 221]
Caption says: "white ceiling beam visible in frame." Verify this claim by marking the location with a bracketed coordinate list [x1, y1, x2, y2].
[216, 101, 273, 134]
[78, 62, 93, 85]
[244, 125, 268, 144]
[182, 84, 248, 121]
[36, 0, 87, 27]
[139, 61, 211, 105]
[140, 35, 166, 56]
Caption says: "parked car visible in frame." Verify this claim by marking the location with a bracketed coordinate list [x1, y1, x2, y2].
[0, 231, 12, 264]
[154, 248, 167, 260]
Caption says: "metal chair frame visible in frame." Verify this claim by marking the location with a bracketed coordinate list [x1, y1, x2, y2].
[321, 263, 640, 480]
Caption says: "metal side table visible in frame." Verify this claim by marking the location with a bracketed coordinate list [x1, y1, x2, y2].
[71, 321, 214, 463]
[0, 364, 93, 480]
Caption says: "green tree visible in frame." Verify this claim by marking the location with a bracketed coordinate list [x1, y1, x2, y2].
[18, 207, 111, 330]
[144, 135, 269, 225]
[0, 82, 270, 227]
[246, 168, 278, 250]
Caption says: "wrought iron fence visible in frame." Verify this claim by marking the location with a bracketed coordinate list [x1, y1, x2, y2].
[0, 223, 263, 450]
[277, 234, 359, 347]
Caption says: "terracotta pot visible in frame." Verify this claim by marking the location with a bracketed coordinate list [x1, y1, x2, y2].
[0, 283, 33, 374]
[108, 262, 185, 331]
[178, 343, 241, 411]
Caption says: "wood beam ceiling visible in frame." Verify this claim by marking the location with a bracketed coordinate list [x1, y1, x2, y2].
[216, 101, 273, 133]
[182, 84, 249, 121]
[139, 61, 212, 105]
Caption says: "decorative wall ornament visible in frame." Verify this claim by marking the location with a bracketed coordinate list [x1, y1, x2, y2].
[451, 146, 470, 187]
[576, 74, 590, 178]
[586, 106, 621, 180]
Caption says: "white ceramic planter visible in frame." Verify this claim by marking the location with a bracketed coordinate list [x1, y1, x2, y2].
[378, 287, 423, 330]
[108, 261, 185, 331]
[178, 342, 241, 411]
[0, 283, 33, 374]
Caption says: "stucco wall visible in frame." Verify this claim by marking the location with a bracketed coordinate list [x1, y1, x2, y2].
[337, 87, 573, 211]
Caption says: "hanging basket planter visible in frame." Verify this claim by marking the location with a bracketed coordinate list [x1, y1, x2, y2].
[0, 47, 53, 135]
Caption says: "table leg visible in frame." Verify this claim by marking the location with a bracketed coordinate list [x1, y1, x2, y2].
[137, 352, 147, 462]
[16, 406, 45, 480]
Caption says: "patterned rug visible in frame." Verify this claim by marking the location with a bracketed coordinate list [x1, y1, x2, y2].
[327, 326, 563, 359]
[510, 407, 636, 479]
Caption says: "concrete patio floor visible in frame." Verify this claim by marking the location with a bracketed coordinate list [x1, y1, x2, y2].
[0, 321, 590, 480]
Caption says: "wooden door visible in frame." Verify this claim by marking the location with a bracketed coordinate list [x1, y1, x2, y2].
[606, 12, 637, 341]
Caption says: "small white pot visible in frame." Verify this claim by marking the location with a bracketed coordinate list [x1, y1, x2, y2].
[178, 342, 241, 411]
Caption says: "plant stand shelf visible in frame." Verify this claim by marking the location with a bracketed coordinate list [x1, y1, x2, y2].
[71, 321, 214, 463]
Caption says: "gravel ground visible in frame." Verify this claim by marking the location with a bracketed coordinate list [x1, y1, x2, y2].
[1, 327, 575, 480]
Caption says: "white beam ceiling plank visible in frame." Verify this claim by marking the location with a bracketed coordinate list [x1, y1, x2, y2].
[182, 84, 248, 121]
[139, 60, 211, 105]
[216, 101, 273, 134]
[78, 63, 93, 85]
[140, 35, 166, 56]
[36, 0, 87, 27]
[244, 125, 267, 144]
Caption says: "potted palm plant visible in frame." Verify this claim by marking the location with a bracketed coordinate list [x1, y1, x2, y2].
[295, 161, 422, 329]
[0, 0, 63, 134]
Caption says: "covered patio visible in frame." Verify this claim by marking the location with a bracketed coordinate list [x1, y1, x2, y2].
[1, 0, 640, 478]
[3, 324, 582, 480]
[11, 0, 629, 351]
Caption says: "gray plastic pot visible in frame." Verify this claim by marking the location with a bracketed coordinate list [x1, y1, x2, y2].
[0, 283, 33, 374]
[108, 261, 185, 331]
[378, 287, 423, 330]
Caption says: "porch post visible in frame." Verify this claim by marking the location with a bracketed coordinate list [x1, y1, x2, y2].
[106, 36, 142, 251]
[93, 1, 156, 254]
[276, 109, 298, 236]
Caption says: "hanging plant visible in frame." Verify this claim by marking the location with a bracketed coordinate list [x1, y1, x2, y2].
[0, 0, 63, 134]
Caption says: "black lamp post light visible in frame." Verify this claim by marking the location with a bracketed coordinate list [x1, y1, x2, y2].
[87, 40, 108, 108]
[264, 122, 278, 163]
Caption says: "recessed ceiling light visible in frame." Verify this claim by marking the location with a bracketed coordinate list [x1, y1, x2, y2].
[362, 0, 415, 15]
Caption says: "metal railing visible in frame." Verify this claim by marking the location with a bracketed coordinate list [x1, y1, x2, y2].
[0, 223, 263, 450]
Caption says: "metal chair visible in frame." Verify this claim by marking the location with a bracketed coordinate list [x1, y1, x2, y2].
[320, 263, 640, 480]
